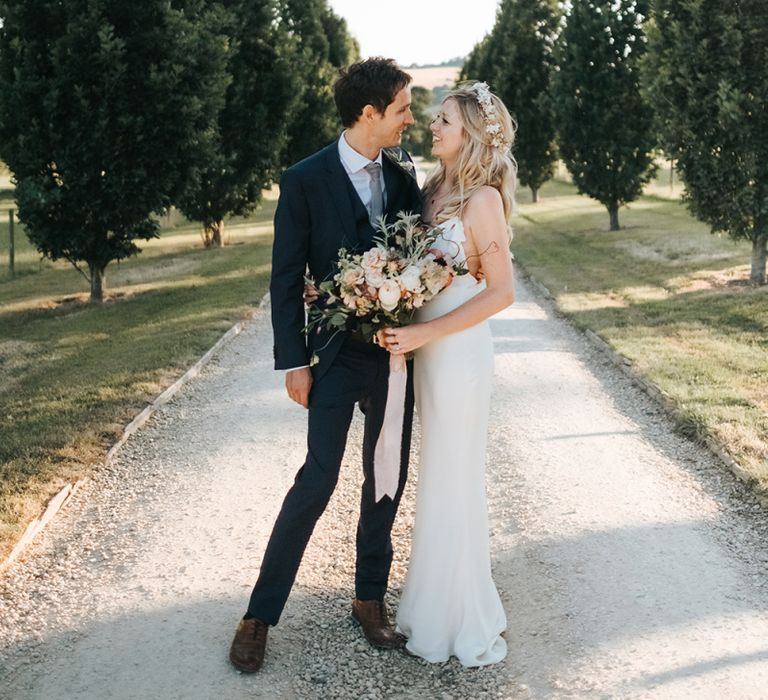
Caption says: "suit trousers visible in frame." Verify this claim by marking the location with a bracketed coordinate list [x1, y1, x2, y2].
[247, 337, 414, 625]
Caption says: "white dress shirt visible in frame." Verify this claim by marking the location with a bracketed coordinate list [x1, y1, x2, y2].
[285, 134, 386, 373]
[337, 131, 387, 213]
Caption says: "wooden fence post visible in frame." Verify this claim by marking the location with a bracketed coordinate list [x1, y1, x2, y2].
[8, 208, 15, 276]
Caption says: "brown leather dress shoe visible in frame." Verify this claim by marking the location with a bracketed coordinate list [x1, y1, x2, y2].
[351, 599, 406, 650]
[229, 617, 268, 673]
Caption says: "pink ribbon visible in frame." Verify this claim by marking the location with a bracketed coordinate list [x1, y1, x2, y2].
[373, 354, 407, 502]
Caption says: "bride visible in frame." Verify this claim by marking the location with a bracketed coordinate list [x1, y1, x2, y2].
[382, 81, 516, 667]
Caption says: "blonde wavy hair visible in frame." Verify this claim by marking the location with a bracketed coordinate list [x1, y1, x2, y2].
[423, 81, 517, 234]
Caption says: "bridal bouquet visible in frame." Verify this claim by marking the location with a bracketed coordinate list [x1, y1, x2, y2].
[304, 211, 465, 364]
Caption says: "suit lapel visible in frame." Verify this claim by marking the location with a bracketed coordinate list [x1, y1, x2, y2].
[382, 151, 421, 219]
[322, 143, 358, 247]
[382, 155, 402, 216]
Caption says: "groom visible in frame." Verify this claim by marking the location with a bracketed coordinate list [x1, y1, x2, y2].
[229, 57, 422, 673]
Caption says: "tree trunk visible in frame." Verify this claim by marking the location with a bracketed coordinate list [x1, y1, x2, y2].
[211, 219, 224, 248]
[751, 229, 767, 285]
[669, 158, 675, 194]
[202, 219, 225, 248]
[89, 262, 106, 303]
[608, 203, 620, 231]
[531, 187, 539, 203]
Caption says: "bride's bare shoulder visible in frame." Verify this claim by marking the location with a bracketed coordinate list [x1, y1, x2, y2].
[464, 187, 504, 226]
[466, 186, 502, 212]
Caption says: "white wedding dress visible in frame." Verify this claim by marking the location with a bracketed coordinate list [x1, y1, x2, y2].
[396, 217, 507, 667]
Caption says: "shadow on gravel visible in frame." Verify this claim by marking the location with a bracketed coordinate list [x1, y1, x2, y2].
[1, 587, 525, 700]
[629, 648, 768, 690]
[495, 518, 768, 696]
[542, 430, 640, 440]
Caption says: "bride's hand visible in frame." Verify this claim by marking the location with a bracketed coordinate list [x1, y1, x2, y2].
[303, 282, 320, 305]
[374, 329, 388, 348]
[383, 324, 435, 355]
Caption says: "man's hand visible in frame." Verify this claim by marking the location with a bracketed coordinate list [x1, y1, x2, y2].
[286, 366, 313, 408]
[303, 282, 320, 305]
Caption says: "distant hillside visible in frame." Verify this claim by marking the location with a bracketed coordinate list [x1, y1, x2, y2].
[407, 65, 461, 90]
[405, 57, 464, 69]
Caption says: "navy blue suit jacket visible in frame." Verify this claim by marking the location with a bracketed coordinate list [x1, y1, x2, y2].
[270, 140, 423, 380]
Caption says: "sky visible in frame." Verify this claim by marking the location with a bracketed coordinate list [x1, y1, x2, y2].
[326, 0, 500, 67]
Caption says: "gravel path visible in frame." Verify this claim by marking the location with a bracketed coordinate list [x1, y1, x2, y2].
[3, 275, 768, 699]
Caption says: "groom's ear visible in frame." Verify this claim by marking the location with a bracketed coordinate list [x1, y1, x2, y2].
[362, 103, 381, 122]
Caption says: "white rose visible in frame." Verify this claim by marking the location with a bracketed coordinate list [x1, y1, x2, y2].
[398, 264, 423, 293]
[378, 279, 402, 311]
[365, 269, 386, 287]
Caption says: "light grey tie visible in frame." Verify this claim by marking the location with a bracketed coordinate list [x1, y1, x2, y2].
[364, 162, 383, 226]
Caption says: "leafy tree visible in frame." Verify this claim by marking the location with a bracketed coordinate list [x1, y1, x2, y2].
[460, 0, 560, 202]
[460, 34, 494, 83]
[552, 0, 656, 230]
[642, 0, 768, 284]
[281, 0, 359, 165]
[176, 0, 302, 248]
[321, 5, 359, 68]
[401, 85, 433, 158]
[490, 0, 561, 202]
[0, 0, 229, 302]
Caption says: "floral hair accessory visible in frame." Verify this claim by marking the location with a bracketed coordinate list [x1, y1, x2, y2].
[469, 82, 509, 152]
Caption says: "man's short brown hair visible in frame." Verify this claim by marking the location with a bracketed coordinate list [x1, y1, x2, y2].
[334, 57, 412, 127]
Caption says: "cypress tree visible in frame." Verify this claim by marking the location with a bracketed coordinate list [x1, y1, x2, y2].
[175, 0, 303, 247]
[0, 0, 230, 301]
[552, 0, 656, 230]
[491, 0, 561, 202]
[642, 0, 768, 284]
[281, 0, 359, 165]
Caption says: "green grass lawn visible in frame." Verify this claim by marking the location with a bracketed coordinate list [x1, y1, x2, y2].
[513, 180, 768, 491]
[0, 200, 275, 558]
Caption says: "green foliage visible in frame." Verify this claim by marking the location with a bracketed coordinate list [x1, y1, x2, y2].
[175, 0, 303, 246]
[460, 34, 495, 84]
[551, 0, 656, 229]
[281, 0, 359, 165]
[400, 86, 433, 158]
[641, 0, 768, 284]
[321, 5, 360, 67]
[482, 0, 561, 200]
[0, 0, 230, 301]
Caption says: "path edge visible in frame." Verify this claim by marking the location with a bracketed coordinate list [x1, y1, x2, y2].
[0, 293, 272, 574]
[518, 267, 763, 501]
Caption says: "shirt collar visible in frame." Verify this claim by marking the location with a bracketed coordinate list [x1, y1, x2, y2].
[338, 131, 384, 174]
